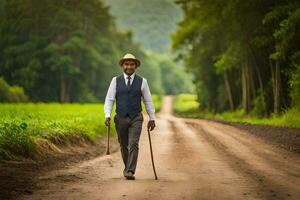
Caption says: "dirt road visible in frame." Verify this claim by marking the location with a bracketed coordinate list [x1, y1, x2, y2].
[19, 96, 300, 200]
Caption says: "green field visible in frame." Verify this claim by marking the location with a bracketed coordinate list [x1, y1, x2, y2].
[174, 94, 300, 129]
[0, 95, 162, 160]
[0, 103, 108, 160]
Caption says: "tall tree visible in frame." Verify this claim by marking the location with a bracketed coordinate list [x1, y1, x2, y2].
[173, 0, 300, 115]
[0, 0, 164, 102]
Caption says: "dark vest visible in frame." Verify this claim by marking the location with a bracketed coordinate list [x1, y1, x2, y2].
[116, 74, 143, 118]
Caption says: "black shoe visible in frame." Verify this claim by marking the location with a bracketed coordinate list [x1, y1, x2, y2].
[125, 171, 135, 180]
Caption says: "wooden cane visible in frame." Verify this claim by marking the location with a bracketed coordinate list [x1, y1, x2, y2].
[147, 128, 158, 180]
[106, 124, 110, 155]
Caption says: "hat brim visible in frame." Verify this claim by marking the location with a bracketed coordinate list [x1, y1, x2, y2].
[119, 58, 141, 67]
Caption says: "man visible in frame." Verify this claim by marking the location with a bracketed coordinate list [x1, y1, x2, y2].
[104, 53, 156, 180]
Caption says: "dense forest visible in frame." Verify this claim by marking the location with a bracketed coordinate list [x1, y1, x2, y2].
[0, 0, 193, 103]
[173, 0, 300, 116]
[0, 0, 135, 102]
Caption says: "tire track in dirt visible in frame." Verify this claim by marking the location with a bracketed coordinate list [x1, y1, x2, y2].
[194, 120, 300, 175]
[186, 120, 300, 200]
[164, 115, 264, 200]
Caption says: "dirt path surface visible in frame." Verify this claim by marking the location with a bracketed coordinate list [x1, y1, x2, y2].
[18, 96, 300, 200]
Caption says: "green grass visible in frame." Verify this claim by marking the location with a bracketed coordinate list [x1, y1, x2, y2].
[173, 94, 199, 117]
[0, 96, 162, 160]
[173, 94, 300, 129]
[214, 108, 300, 128]
[0, 103, 111, 160]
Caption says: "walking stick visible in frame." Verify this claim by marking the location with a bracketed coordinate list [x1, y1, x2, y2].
[147, 128, 158, 180]
[106, 124, 110, 155]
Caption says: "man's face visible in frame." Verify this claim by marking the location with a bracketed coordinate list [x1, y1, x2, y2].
[122, 60, 137, 75]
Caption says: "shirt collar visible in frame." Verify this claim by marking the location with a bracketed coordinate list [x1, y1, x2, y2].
[123, 72, 135, 80]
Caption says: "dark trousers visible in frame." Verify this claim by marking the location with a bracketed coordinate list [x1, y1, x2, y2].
[114, 112, 143, 175]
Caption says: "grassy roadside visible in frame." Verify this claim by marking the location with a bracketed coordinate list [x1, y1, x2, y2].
[0, 103, 110, 160]
[173, 94, 300, 129]
[0, 95, 162, 161]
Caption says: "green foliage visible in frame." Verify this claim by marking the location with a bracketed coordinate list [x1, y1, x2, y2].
[0, 0, 194, 102]
[137, 54, 164, 95]
[263, 4, 300, 61]
[0, 77, 28, 102]
[172, 0, 300, 116]
[290, 64, 300, 109]
[154, 54, 195, 94]
[0, 121, 35, 160]
[0, 77, 10, 102]
[214, 44, 240, 74]
[0, 0, 159, 102]
[173, 94, 199, 117]
[251, 91, 267, 118]
[173, 94, 300, 129]
[214, 109, 300, 129]
[151, 95, 163, 112]
[8, 86, 28, 102]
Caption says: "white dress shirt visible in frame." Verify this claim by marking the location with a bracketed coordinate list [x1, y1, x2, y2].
[104, 73, 156, 120]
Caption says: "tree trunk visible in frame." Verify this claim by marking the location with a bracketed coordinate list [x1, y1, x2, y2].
[249, 45, 266, 113]
[60, 77, 66, 102]
[224, 71, 234, 110]
[270, 59, 275, 111]
[242, 62, 250, 114]
[274, 58, 281, 114]
[254, 62, 265, 112]
[66, 79, 72, 102]
[249, 63, 256, 100]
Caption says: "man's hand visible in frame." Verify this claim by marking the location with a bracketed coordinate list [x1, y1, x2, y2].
[147, 120, 156, 131]
[105, 117, 111, 126]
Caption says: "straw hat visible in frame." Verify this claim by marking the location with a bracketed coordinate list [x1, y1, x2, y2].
[119, 53, 141, 67]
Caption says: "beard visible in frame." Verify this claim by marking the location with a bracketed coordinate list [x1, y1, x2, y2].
[124, 68, 135, 75]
